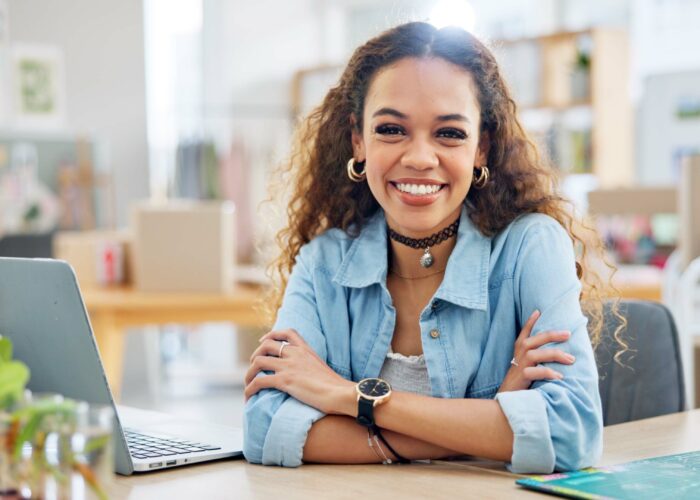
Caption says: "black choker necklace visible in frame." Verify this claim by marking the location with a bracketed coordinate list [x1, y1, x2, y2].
[388, 218, 460, 268]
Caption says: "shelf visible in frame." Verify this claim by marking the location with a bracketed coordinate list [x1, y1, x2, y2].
[520, 100, 592, 112]
[496, 29, 593, 46]
[588, 187, 677, 216]
[495, 28, 632, 188]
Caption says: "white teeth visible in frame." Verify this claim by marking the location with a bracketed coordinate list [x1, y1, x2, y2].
[395, 183, 442, 195]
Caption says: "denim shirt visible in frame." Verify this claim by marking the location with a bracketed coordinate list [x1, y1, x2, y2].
[243, 205, 603, 473]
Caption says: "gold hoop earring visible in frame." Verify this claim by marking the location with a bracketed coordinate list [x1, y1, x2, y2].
[472, 165, 489, 189]
[347, 158, 366, 182]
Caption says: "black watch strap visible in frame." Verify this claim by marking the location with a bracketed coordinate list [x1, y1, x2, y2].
[356, 396, 376, 427]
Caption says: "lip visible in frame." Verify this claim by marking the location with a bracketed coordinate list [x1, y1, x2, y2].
[391, 178, 446, 186]
[388, 180, 447, 207]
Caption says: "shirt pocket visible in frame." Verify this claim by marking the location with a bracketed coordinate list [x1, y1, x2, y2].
[466, 382, 500, 400]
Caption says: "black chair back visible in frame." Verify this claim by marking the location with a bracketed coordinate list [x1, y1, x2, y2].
[595, 300, 685, 426]
[0, 232, 54, 258]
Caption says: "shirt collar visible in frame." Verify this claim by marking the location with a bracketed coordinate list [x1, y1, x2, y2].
[332, 204, 491, 311]
[332, 210, 389, 289]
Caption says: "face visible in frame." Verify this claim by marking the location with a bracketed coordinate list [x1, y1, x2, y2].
[352, 57, 487, 237]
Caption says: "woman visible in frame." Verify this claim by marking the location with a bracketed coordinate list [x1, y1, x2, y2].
[243, 22, 614, 473]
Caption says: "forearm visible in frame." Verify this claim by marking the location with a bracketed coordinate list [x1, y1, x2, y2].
[329, 387, 513, 462]
[375, 392, 513, 461]
[302, 415, 458, 464]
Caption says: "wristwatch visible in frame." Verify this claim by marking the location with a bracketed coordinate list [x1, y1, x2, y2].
[355, 377, 392, 428]
[355, 378, 410, 464]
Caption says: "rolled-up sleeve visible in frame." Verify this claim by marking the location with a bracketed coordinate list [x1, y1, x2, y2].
[243, 244, 327, 467]
[495, 219, 603, 473]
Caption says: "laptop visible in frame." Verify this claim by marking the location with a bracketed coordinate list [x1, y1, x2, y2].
[0, 257, 243, 474]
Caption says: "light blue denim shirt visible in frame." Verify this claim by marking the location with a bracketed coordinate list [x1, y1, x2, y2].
[243, 204, 603, 473]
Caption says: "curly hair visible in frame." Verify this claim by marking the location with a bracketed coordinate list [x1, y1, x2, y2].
[265, 22, 626, 354]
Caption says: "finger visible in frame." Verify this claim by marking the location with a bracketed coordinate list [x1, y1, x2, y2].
[526, 348, 575, 366]
[258, 329, 287, 343]
[524, 330, 571, 350]
[517, 310, 541, 340]
[244, 356, 283, 386]
[522, 366, 564, 381]
[244, 374, 280, 401]
[259, 328, 303, 346]
[249, 339, 287, 362]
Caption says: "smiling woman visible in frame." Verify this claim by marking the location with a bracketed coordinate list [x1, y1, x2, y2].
[243, 22, 620, 473]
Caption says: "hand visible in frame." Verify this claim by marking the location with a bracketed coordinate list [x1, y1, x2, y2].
[244, 329, 355, 415]
[498, 310, 575, 393]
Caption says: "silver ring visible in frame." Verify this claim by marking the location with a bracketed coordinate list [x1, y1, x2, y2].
[510, 357, 519, 367]
[278, 341, 290, 358]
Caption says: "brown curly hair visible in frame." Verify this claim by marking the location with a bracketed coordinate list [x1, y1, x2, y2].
[265, 22, 626, 353]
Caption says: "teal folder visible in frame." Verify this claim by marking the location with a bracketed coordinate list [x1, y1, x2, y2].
[516, 450, 700, 499]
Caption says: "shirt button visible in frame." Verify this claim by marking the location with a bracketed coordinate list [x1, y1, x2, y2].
[430, 329, 440, 339]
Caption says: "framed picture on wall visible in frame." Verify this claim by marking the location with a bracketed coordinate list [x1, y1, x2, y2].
[290, 65, 342, 120]
[11, 44, 66, 129]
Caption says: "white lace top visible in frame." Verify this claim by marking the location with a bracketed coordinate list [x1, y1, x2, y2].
[378, 348, 432, 396]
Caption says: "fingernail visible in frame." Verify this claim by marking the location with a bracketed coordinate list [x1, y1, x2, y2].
[556, 372, 564, 379]
[566, 354, 576, 363]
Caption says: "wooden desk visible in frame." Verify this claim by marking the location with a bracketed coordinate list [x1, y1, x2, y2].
[82, 285, 267, 397]
[110, 409, 700, 499]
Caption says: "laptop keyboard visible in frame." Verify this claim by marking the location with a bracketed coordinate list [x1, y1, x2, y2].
[125, 428, 222, 460]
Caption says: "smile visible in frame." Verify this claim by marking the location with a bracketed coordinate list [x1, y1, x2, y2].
[388, 180, 447, 207]
[390, 181, 446, 196]
[394, 183, 444, 195]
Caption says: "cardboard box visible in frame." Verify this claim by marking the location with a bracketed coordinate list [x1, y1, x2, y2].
[53, 230, 132, 288]
[131, 201, 235, 293]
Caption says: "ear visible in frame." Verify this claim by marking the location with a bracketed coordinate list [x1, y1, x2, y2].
[475, 130, 490, 166]
[350, 113, 366, 161]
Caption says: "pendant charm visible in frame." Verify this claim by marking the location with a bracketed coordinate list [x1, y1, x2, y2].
[420, 247, 434, 268]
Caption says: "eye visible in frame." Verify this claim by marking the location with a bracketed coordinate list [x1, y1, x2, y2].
[375, 124, 405, 136]
[436, 127, 467, 140]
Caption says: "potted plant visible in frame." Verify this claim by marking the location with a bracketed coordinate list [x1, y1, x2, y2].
[0, 336, 111, 499]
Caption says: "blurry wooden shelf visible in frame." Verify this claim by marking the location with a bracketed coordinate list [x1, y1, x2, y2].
[496, 28, 632, 187]
[82, 284, 268, 398]
[520, 99, 592, 112]
[612, 264, 663, 301]
[588, 187, 677, 216]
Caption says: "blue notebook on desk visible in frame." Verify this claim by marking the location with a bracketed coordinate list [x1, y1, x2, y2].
[516, 450, 700, 500]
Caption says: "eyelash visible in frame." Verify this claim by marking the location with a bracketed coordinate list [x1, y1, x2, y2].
[437, 128, 467, 140]
[375, 124, 404, 136]
[374, 124, 468, 141]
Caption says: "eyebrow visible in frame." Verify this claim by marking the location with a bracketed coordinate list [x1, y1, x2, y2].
[436, 113, 470, 123]
[372, 107, 407, 119]
[371, 107, 470, 123]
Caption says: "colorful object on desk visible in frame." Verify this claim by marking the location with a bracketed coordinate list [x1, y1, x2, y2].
[516, 450, 700, 499]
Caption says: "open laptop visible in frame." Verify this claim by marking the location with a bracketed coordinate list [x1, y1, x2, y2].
[0, 257, 243, 474]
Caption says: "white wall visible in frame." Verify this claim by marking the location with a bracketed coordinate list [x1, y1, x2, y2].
[8, 0, 149, 226]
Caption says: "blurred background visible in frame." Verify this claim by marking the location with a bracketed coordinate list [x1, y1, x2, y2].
[1, 0, 699, 426]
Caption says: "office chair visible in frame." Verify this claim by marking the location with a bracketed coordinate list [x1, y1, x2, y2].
[0, 232, 54, 258]
[594, 300, 686, 426]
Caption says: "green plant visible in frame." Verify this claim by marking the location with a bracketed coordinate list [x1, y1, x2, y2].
[0, 336, 29, 409]
[575, 50, 591, 71]
[0, 337, 110, 499]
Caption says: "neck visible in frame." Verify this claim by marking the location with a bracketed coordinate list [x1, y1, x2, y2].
[388, 224, 458, 279]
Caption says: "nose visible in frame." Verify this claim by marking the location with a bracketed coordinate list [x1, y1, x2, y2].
[400, 136, 439, 171]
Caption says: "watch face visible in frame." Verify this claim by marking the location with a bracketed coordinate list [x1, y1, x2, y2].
[358, 378, 391, 399]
